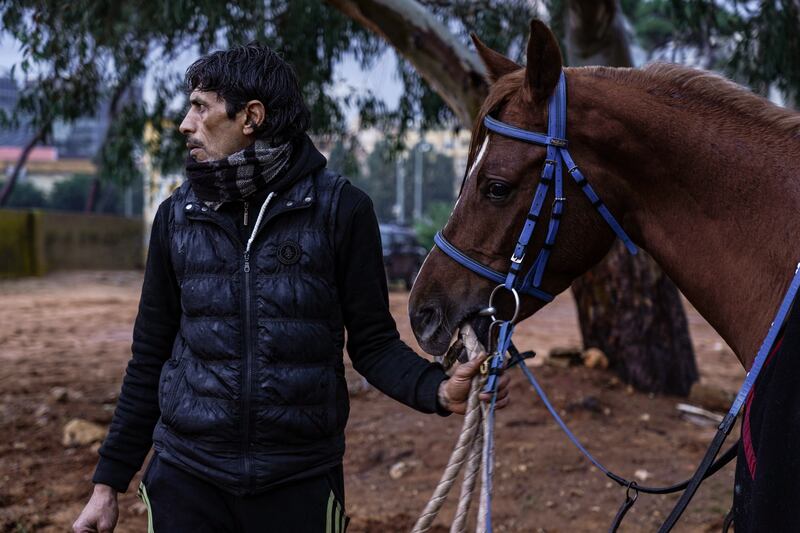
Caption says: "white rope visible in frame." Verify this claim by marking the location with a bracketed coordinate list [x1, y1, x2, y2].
[412, 326, 488, 533]
[451, 424, 482, 533]
[411, 376, 482, 533]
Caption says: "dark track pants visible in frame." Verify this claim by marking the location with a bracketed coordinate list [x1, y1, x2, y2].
[137, 453, 348, 533]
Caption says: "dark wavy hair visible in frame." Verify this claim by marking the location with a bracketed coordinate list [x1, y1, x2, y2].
[185, 42, 310, 142]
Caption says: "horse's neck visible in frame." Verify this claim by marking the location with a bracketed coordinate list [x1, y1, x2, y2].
[570, 69, 800, 367]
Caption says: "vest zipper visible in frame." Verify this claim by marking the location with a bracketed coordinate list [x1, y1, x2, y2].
[243, 201, 249, 227]
[242, 254, 252, 488]
[184, 192, 316, 491]
[241, 192, 275, 489]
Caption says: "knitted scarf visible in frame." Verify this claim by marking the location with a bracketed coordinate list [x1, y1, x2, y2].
[185, 139, 293, 209]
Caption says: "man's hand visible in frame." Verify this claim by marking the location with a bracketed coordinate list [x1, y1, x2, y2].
[73, 484, 119, 533]
[438, 352, 511, 415]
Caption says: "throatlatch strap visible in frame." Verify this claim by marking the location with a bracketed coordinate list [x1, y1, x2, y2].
[560, 150, 637, 255]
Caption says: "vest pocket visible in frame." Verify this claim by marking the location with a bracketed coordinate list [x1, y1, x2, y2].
[159, 358, 188, 427]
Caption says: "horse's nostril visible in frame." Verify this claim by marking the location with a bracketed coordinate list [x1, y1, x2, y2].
[412, 305, 443, 341]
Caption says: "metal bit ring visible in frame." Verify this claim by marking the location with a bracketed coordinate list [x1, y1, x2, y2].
[488, 285, 520, 324]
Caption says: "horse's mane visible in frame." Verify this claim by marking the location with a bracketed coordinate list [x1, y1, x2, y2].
[466, 63, 800, 166]
[592, 63, 800, 136]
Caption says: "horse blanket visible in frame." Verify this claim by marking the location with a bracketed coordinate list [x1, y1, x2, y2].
[734, 298, 800, 531]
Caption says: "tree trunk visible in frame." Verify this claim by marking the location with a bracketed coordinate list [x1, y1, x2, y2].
[563, 0, 633, 66]
[0, 125, 48, 207]
[85, 178, 100, 212]
[565, 0, 698, 395]
[86, 83, 128, 213]
[573, 242, 698, 394]
[324, 0, 487, 128]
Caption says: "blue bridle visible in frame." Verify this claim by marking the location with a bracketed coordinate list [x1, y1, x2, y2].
[434, 71, 638, 303]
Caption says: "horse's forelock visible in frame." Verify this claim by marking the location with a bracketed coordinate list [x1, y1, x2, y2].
[466, 70, 528, 171]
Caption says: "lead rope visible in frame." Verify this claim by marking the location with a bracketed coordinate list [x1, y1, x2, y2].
[452, 421, 483, 532]
[456, 325, 490, 533]
[411, 326, 489, 533]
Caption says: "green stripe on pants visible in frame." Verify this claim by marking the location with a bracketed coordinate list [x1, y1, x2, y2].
[326, 491, 335, 533]
[137, 481, 155, 533]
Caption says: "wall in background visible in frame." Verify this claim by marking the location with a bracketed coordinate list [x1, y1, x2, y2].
[0, 209, 143, 277]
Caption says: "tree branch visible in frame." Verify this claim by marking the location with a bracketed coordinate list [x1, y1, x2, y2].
[0, 124, 49, 207]
[324, 0, 488, 127]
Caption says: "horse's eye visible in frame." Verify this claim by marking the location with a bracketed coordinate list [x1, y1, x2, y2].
[487, 181, 511, 200]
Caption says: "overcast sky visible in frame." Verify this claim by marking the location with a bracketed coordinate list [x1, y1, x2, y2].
[0, 32, 403, 128]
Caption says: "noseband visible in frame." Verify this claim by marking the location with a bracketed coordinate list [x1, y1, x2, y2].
[434, 71, 638, 302]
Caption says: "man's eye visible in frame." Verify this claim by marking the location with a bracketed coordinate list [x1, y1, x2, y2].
[487, 181, 511, 200]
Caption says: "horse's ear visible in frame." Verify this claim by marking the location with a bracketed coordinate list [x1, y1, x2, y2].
[524, 20, 563, 103]
[471, 33, 521, 84]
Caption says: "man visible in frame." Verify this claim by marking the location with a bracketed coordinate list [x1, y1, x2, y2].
[73, 42, 509, 532]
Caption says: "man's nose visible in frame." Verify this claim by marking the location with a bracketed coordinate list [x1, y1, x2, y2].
[179, 112, 193, 136]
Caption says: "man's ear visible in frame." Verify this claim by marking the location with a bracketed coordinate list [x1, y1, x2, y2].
[524, 20, 563, 103]
[242, 100, 266, 136]
[471, 33, 521, 84]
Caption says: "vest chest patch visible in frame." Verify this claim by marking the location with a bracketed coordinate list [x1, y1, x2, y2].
[277, 240, 302, 265]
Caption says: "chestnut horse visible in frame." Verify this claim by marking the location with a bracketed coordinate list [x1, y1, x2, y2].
[409, 20, 800, 531]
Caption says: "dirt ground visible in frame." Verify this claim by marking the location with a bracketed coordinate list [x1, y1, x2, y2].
[0, 271, 746, 532]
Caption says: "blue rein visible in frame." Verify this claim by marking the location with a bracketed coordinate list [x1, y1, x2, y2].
[434, 71, 637, 305]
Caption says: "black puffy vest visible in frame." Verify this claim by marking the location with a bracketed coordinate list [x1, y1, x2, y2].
[153, 169, 349, 495]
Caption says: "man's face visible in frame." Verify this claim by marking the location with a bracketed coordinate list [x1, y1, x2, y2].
[179, 90, 251, 162]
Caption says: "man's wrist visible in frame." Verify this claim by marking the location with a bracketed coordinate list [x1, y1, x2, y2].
[93, 484, 118, 499]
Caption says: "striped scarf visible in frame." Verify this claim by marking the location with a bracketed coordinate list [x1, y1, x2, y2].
[185, 140, 293, 210]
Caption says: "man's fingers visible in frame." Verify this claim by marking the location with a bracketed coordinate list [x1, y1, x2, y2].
[496, 384, 509, 401]
[497, 373, 511, 389]
[454, 351, 488, 378]
[495, 396, 511, 409]
[478, 373, 510, 403]
[479, 389, 508, 400]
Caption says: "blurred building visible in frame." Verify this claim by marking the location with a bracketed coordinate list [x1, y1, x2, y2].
[0, 76, 142, 194]
[400, 128, 471, 197]
[318, 120, 471, 198]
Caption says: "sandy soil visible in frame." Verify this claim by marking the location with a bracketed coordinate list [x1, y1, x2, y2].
[0, 271, 746, 532]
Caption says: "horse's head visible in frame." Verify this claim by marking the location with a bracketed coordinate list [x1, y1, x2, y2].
[409, 20, 627, 356]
